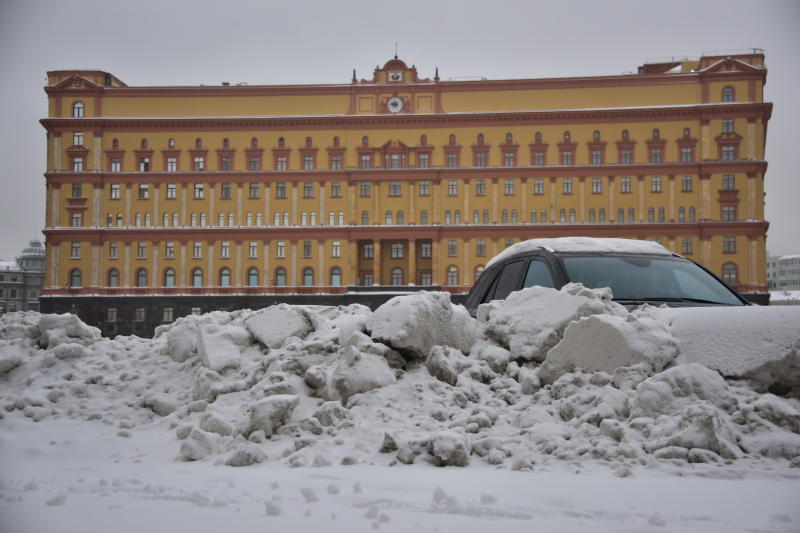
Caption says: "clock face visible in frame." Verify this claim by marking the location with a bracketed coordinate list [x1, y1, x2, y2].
[389, 72, 402, 82]
[387, 97, 404, 113]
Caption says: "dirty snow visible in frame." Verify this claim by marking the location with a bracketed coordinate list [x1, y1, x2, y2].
[1, 287, 800, 532]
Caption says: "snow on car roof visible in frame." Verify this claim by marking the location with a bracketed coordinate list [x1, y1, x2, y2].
[486, 237, 672, 268]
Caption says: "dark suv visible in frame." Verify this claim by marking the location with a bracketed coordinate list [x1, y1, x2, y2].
[464, 237, 747, 316]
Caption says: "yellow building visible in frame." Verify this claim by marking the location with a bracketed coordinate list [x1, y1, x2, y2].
[40, 52, 772, 334]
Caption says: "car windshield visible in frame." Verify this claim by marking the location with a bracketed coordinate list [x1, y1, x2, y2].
[560, 254, 743, 305]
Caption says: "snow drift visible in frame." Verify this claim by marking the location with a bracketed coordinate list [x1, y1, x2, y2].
[1, 286, 800, 474]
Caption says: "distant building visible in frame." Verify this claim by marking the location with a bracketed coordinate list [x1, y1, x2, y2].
[0, 240, 45, 313]
[767, 254, 800, 291]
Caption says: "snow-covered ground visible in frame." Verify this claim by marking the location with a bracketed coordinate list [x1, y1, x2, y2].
[771, 290, 800, 304]
[1, 285, 799, 532]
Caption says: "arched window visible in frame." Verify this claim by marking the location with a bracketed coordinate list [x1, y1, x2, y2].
[569, 208, 576, 223]
[200, 213, 207, 226]
[338, 212, 344, 225]
[135, 268, 148, 288]
[69, 269, 81, 288]
[505, 132, 513, 142]
[688, 207, 696, 222]
[385, 211, 393, 225]
[563, 131, 571, 141]
[192, 268, 203, 287]
[559, 208, 566, 223]
[305, 136, 313, 146]
[534, 131, 542, 142]
[446, 266, 459, 286]
[502, 209, 509, 224]
[454, 210, 462, 224]
[391, 267, 403, 286]
[278, 137, 285, 147]
[72, 101, 84, 118]
[648, 207, 655, 222]
[678, 207, 686, 222]
[420, 210, 428, 225]
[330, 267, 342, 287]
[722, 263, 738, 285]
[283, 213, 289, 226]
[483, 210, 489, 224]
[361, 135, 369, 146]
[140, 138, 149, 149]
[256, 213, 262, 226]
[246, 213, 253, 226]
[658, 207, 665, 223]
[683, 127, 691, 137]
[163, 213, 170, 227]
[112, 138, 120, 148]
[361, 210, 370, 225]
[420, 134, 427, 146]
[449, 134, 456, 145]
[275, 268, 287, 287]
[617, 208, 625, 222]
[511, 209, 518, 223]
[530, 209, 537, 223]
[652, 128, 660, 139]
[194, 138, 202, 148]
[622, 129, 629, 140]
[228, 213, 234, 226]
[444, 210, 452, 224]
[397, 210, 404, 224]
[219, 268, 231, 287]
[477, 133, 484, 144]
[474, 265, 485, 280]
[164, 268, 175, 287]
[222, 138, 230, 148]
[108, 268, 119, 287]
[247, 268, 259, 287]
[333, 136, 340, 146]
[473, 209, 480, 224]
[218, 213, 225, 226]
[722, 86, 735, 103]
[302, 267, 314, 286]
[593, 130, 601, 140]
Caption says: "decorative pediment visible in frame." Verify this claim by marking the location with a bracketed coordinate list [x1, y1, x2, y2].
[699, 57, 764, 74]
[50, 74, 103, 91]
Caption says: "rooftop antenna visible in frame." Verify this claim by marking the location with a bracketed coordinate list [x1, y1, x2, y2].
[394, 42, 398, 59]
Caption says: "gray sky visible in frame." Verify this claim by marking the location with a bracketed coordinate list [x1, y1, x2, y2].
[0, 0, 797, 260]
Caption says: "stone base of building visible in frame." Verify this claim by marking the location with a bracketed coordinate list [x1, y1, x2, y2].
[39, 287, 468, 338]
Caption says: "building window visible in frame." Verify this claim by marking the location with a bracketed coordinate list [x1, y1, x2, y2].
[275, 156, 287, 171]
[722, 119, 735, 134]
[331, 241, 341, 258]
[682, 237, 693, 255]
[72, 157, 84, 172]
[569, 209, 576, 223]
[192, 242, 202, 258]
[220, 241, 230, 259]
[420, 210, 428, 225]
[681, 147, 693, 162]
[562, 178, 573, 194]
[561, 151, 573, 166]
[658, 207, 665, 222]
[722, 174, 736, 190]
[72, 101, 84, 117]
[500, 210, 507, 224]
[679, 175, 692, 193]
[476, 180, 487, 196]
[244, 268, 258, 287]
[418, 153, 430, 168]
[534, 178, 544, 195]
[533, 151, 545, 166]
[70, 241, 81, 258]
[391, 268, 403, 286]
[109, 242, 119, 259]
[192, 183, 204, 199]
[503, 152, 515, 167]
[390, 243, 404, 259]
[275, 182, 287, 199]
[651, 176, 662, 193]
[447, 153, 458, 168]
[621, 177, 632, 193]
[220, 157, 232, 171]
[722, 86, 735, 102]
[276, 241, 286, 258]
[559, 208, 566, 223]
[504, 179, 515, 195]
[72, 132, 83, 146]
[165, 241, 175, 258]
[134, 308, 146, 322]
[448, 240, 457, 257]
[475, 152, 486, 167]
[447, 180, 458, 196]
[649, 148, 661, 164]
[220, 183, 232, 200]
[723, 236, 737, 253]
[164, 268, 176, 287]
[303, 241, 312, 258]
[620, 149, 632, 164]
[688, 207, 696, 222]
[722, 263, 738, 285]
[329, 181, 342, 197]
[598, 208, 606, 223]
[135, 268, 148, 288]
[302, 268, 314, 286]
[627, 208, 635, 223]
[530, 210, 537, 224]
[360, 182, 371, 197]
[106, 307, 118, 322]
[303, 182, 314, 198]
[361, 210, 370, 225]
[303, 155, 315, 170]
[389, 181, 401, 196]
[420, 242, 432, 259]
[192, 268, 203, 287]
[330, 155, 342, 170]
[219, 268, 231, 287]
[591, 177, 602, 194]
[110, 157, 121, 172]
[722, 205, 737, 221]
[246, 182, 260, 199]
[446, 266, 459, 286]
[162, 306, 174, 322]
[385, 211, 393, 225]
[70, 212, 83, 227]
[591, 149, 602, 165]
[360, 154, 372, 169]
[249, 156, 261, 171]
[418, 180, 430, 196]
[107, 268, 119, 287]
[363, 242, 374, 259]
[476, 240, 487, 257]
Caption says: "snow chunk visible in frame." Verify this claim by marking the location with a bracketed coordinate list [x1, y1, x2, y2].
[482, 283, 625, 362]
[245, 304, 311, 349]
[225, 442, 266, 466]
[37, 314, 100, 348]
[196, 324, 249, 372]
[426, 346, 473, 386]
[644, 401, 743, 459]
[51, 342, 89, 360]
[163, 317, 199, 362]
[367, 291, 478, 359]
[630, 363, 738, 418]
[324, 343, 396, 403]
[539, 309, 677, 384]
[657, 306, 800, 392]
[246, 395, 299, 437]
[0, 341, 23, 374]
[428, 431, 470, 467]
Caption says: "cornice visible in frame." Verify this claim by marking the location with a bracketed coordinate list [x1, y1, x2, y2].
[39, 103, 773, 132]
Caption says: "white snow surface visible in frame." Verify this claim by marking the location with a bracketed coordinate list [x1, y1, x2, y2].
[486, 236, 672, 267]
[2, 289, 800, 532]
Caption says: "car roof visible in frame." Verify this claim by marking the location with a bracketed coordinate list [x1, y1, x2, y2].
[485, 237, 674, 268]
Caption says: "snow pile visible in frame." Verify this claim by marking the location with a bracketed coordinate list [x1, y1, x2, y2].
[2, 288, 800, 476]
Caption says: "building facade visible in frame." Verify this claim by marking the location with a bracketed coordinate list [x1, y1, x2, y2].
[0, 240, 45, 313]
[767, 254, 800, 291]
[40, 52, 772, 335]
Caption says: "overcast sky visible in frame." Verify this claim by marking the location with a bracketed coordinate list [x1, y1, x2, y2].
[0, 0, 797, 261]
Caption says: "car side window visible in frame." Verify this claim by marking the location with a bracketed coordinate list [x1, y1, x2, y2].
[523, 260, 555, 289]
[490, 261, 528, 301]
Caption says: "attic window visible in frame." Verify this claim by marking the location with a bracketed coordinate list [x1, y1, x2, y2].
[362, 136, 369, 146]
[420, 135, 427, 146]
[72, 102, 84, 118]
[652, 129, 660, 139]
[563, 131, 571, 141]
[278, 137, 285, 147]
[141, 138, 149, 149]
[722, 86, 735, 102]
[449, 134, 456, 145]
[306, 136, 313, 147]
[333, 136, 340, 147]
[593, 130, 601, 140]
[250, 137, 258, 147]
[195, 138, 203, 148]
[534, 132, 542, 142]
[168, 138, 176, 147]
[222, 138, 230, 148]
[477, 133, 484, 144]
[622, 129, 629, 140]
